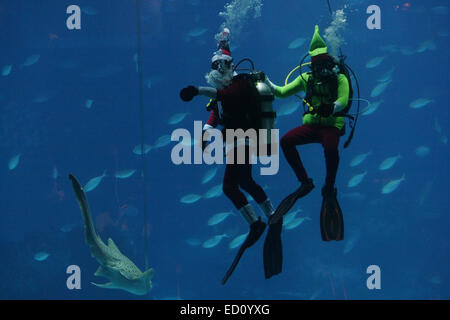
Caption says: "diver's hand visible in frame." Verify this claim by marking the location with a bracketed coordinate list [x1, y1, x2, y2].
[264, 76, 276, 94]
[180, 86, 199, 102]
[317, 104, 334, 117]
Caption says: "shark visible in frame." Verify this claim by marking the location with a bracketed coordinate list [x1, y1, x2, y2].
[69, 174, 154, 295]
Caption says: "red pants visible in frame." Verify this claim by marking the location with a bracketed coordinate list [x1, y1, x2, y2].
[280, 124, 341, 187]
[222, 146, 268, 209]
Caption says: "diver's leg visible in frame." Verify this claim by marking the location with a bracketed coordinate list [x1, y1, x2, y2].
[221, 164, 266, 285]
[223, 162, 250, 210]
[319, 126, 344, 241]
[320, 126, 341, 189]
[238, 163, 268, 205]
[280, 124, 320, 183]
[270, 125, 318, 224]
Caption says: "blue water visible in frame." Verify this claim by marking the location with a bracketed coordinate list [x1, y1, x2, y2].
[0, 0, 448, 299]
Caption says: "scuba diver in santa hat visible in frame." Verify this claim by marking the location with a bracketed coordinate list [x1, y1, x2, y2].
[180, 28, 282, 283]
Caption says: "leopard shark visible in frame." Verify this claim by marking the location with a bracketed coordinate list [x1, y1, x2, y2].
[69, 174, 154, 295]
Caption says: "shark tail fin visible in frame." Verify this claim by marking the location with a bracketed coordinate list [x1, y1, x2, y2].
[69, 174, 99, 246]
[94, 266, 107, 277]
[143, 268, 155, 281]
[91, 282, 116, 289]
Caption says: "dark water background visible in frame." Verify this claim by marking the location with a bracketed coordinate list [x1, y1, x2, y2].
[0, 0, 448, 299]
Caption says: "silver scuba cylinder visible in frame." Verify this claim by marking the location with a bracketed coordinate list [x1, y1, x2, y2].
[255, 81, 276, 148]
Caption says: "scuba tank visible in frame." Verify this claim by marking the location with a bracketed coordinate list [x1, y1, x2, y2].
[233, 59, 276, 148]
[206, 59, 276, 148]
[254, 76, 276, 146]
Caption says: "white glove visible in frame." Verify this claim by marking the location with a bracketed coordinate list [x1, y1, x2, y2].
[264, 77, 276, 94]
[333, 101, 344, 113]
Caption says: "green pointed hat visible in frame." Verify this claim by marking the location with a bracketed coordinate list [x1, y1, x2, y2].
[308, 25, 328, 57]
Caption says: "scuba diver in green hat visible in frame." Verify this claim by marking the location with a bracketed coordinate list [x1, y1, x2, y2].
[264, 25, 353, 241]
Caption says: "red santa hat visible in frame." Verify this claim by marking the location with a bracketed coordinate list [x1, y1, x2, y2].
[211, 48, 232, 63]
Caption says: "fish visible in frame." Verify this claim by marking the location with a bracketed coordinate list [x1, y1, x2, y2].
[34, 252, 50, 262]
[409, 98, 434, 109]
[377, 68, 395, 82]
[145, 76, 162, 89]
[347, 171, 367, 188]
[168, 112, 189, 125]
[60, 223, 77, 233]
[400, 47, 415, 56]
[418, 181, 433, 206]
[153, 134, 172, 148]
[132, 144, 152, 155]
[370, 80, 391, 98]
[381, 174, 405, 194]
[187, 27, 208, 37]
[84, 170, 107, 192]
[433, 118, 442, 133]
[52, 167, 58, 180]
[207, 211, 234, 226]
[365, 56, 385, 68]
[416, 40, 436, 53]
[180, 194, 202, 204]
[229, 233, 248, 249]
[378, 154, 401, 171]
[180, 137, 199, 147]
[341, 192, 366, 201]
[349, 151, 371, 167]
[115, 169, 136, 179]
[431, 6, 449, 15]
[284, 217, 311, 230]
[185, 238, 202, 246]
[415, 146, 430, 157]
[430, 276, 442, 285]
[441, 135, 448, 144]
[2, 65, 12, 76]
[283, 208, 302, 226]
[203, 184, 223, 199]
[23, 54, 40, 67]
[33, 94, 51, 103]
[85, 99, 94, 109]
[380, 44, 400, 53]
[277, 101, 299, 116]
[343, 231, 360, 254]
[361, 100, 383, 116]
[201, 167, 218, 184]
[288, 37, 307, 49]
[69, 174, 154, 295]
[202, 234, 228, 248]
[8, 154, 21, 170]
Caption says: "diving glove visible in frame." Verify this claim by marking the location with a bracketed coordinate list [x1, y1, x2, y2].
[180, 86, 199, 102]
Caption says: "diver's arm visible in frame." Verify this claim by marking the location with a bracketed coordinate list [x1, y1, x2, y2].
[334, 74, 350, 113]
[266, 75, 306, 98]
[198, 86, 217, 99]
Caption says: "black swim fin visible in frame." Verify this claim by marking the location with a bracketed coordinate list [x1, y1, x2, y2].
[263, 215, 283, 279]
[320, 186, 344, 241]
[270, 178, 314, 225]
[222, 218, 266, 285]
